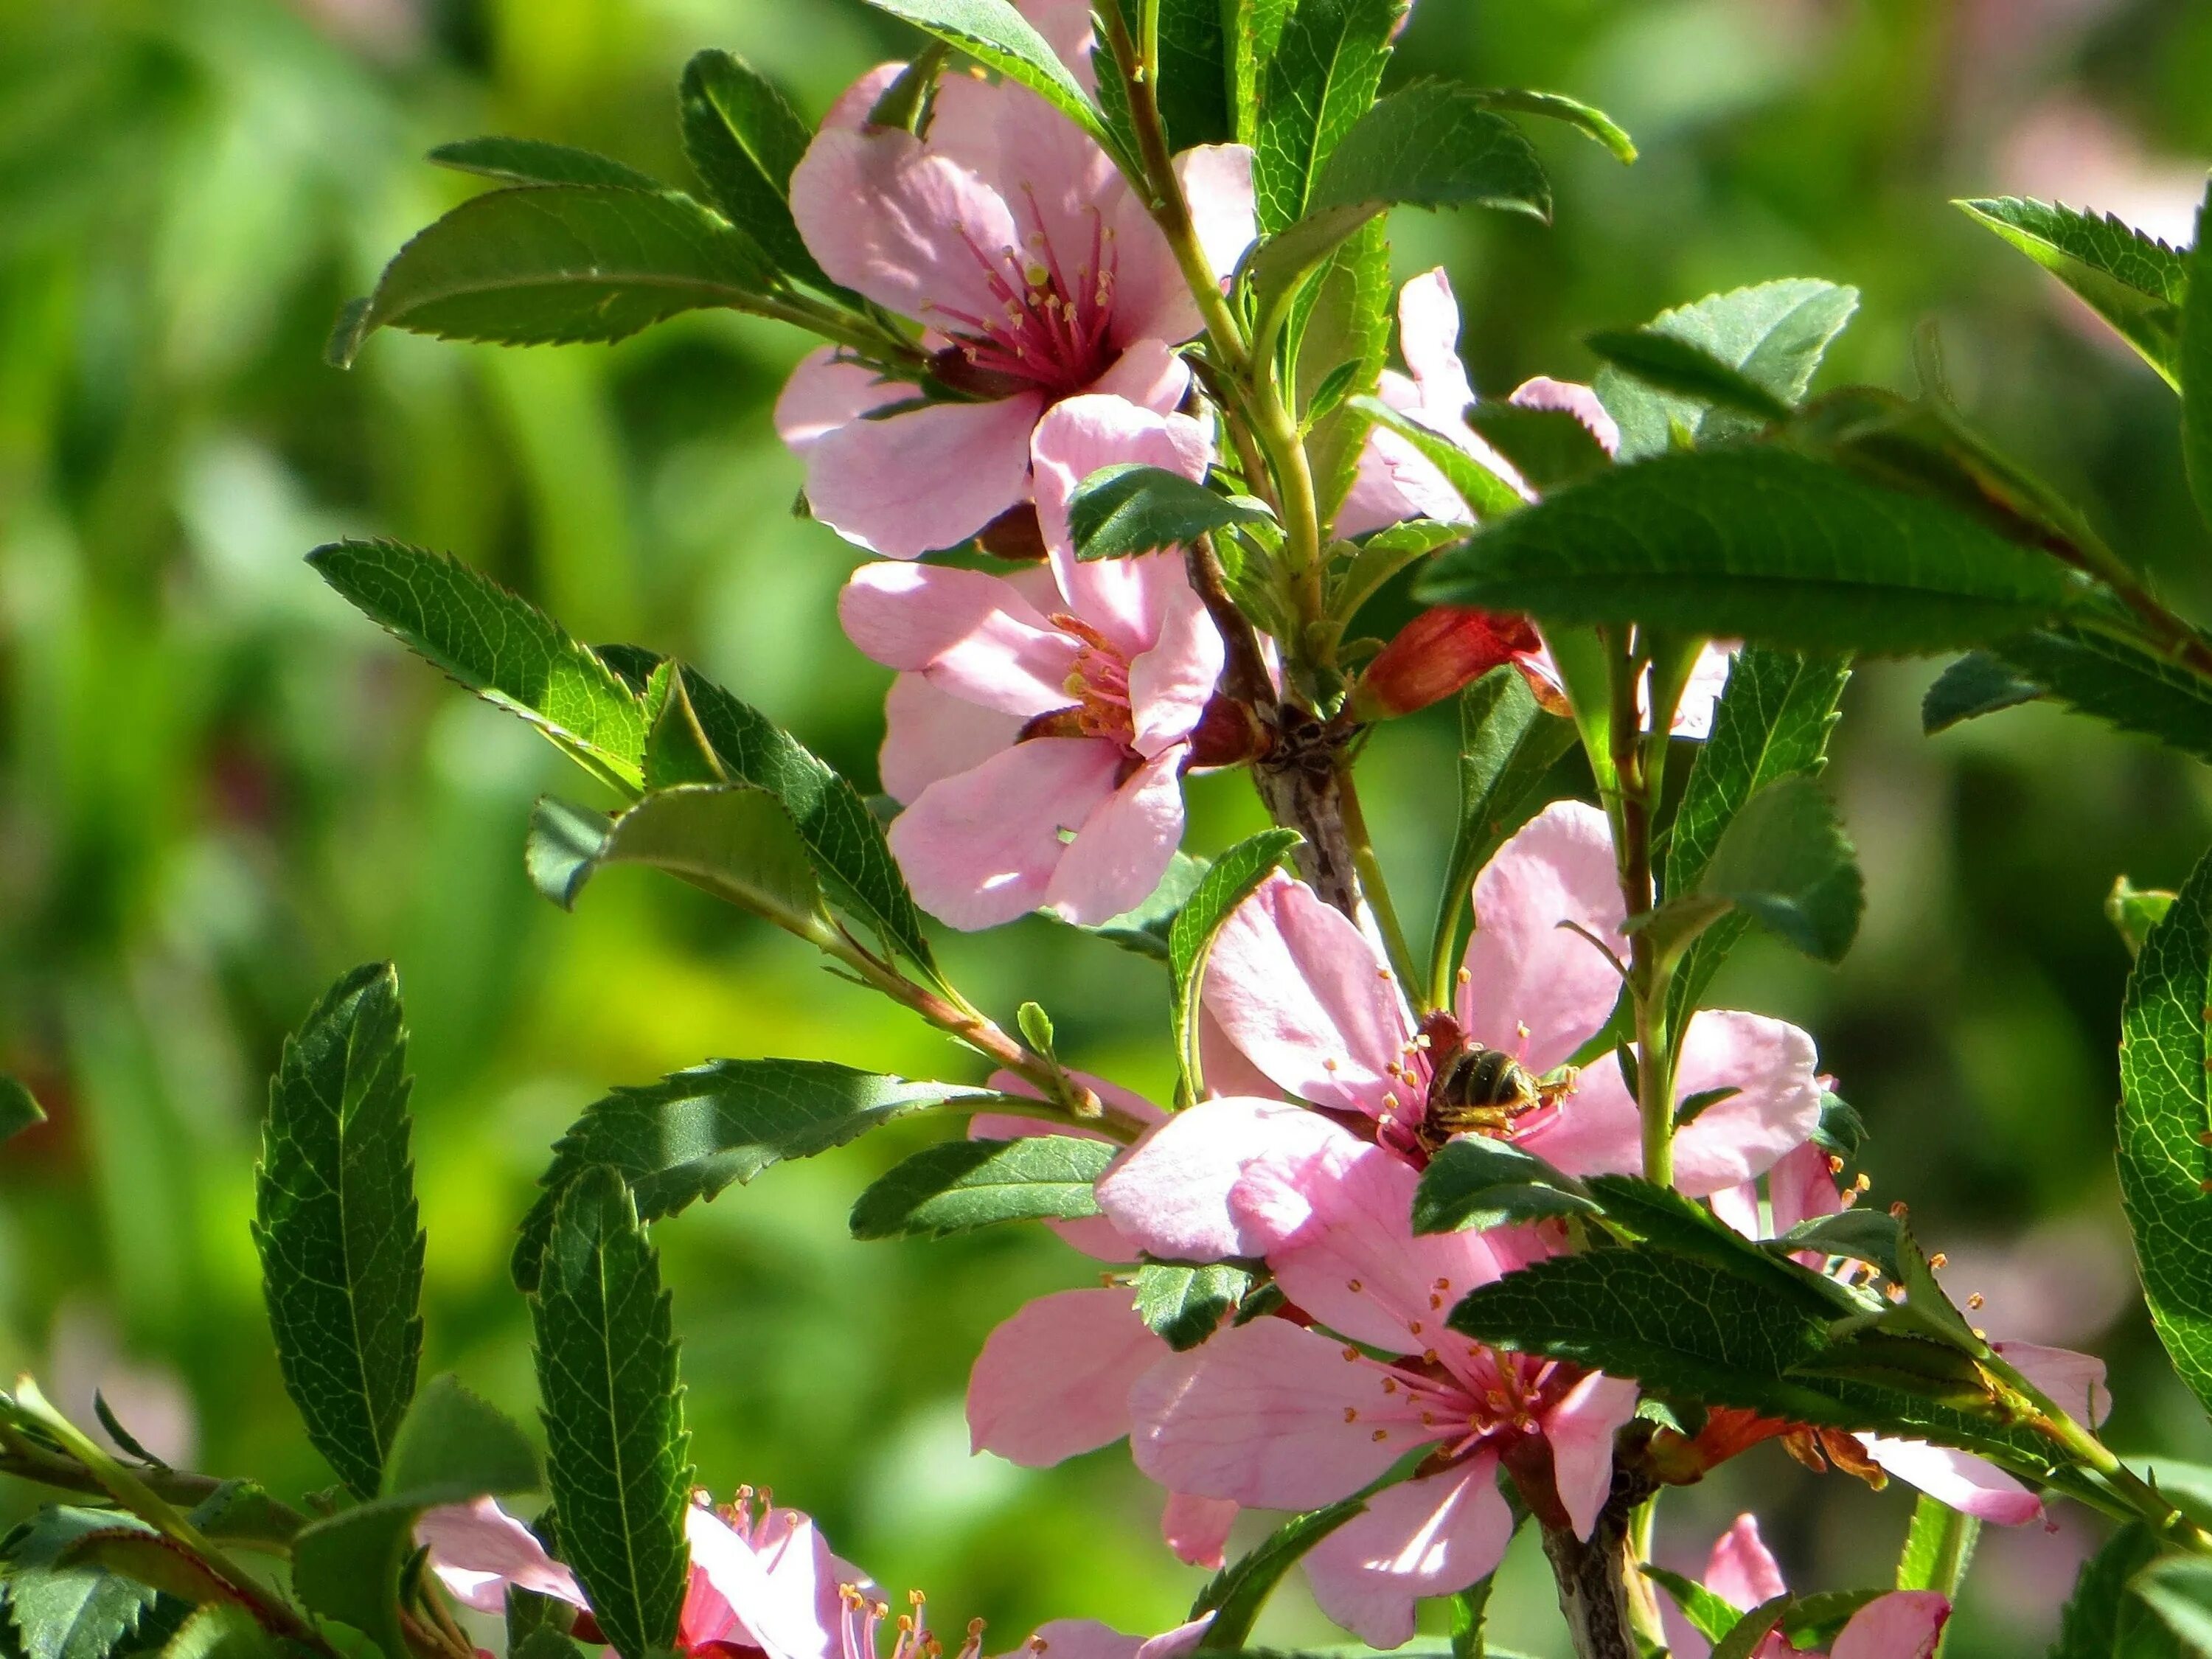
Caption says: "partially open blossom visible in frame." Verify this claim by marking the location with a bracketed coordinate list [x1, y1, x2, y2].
[1659, 1513, 1948, 1659]
[842, 394, 1235, 928]
[1352, 606, 1541, 720]
[778, 4, 1255, 559]
[418, 1489, 1212, 1659]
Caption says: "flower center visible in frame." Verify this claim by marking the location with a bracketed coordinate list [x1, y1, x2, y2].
[924, 195, 1121, 397]
[837, 1586, 985, 1659]
[1017, 613, 1140, 754]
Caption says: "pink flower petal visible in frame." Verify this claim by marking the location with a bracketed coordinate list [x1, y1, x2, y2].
[776, 348, 912, 451]
[1162, 1492, 1238, 1569]
[804, 391, 1045, 560]
[1544, 1373, 1640, 1540]
[1095, 1096, 1349, 1262]
[1462, 801, 1630, 1074]
[890, 737, 1122, 929]
[1197, 1004, 1279, 1099]
[841, 562, 1077, 717]
[968, 1287, 1165, 1465]
[1507, 376, 1621, 459]
[1128, 1317, 1409, 1509]
[925, 77, 1127, 285]
[1129, 580, 1225, 757]
[1012, 0, 1099, 86]
[1043, 747, 1189, 925]
[821, 63, 908, 132]
[1708, 1180, 1764, 1240]
[417, 1498, 582, 1613]
[1397, 269, 1475, 420]
[1301, 1462, 1514, 1649]
[1669, 644, 1739, 740]
[880, 674, 1024, 805]
[1768, 1139, 1844, 1239]
[1200, 871, 1412, 1118]
[1704, 1513, 1788, 1611]
[1512, 1052, 1642, 1183]
[1174, 145, 1259, 295]
[1830, 1591, 1950, 1659]
[1133, 1616, 1215, 1659]
[1857, 1436, 2044, 1525]
[1994, 1340, 2110, 1427]
[1091, 338, 1193, 414]
[1667, 1012, 1825, 1197]
[684, 1503, 851, 1659]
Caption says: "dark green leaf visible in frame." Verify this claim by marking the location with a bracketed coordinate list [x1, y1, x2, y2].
[1597, 279, 1859, 460]
[1067, 464, 1276, 561]
[426, 136, 664, 192]
[2111, 877, 2178, 959]
[384, 1372, 541, 1500]
[1332, 518, 1465, 625]
[2138, 1557, 2212, 1654]
[1415, 448, 2088, 655]
[2118, 841, 2212, 1419]
[1780, 1590, 1886, 1652]
[1156, 0, 1234, 151]
[849, 1135, 1112, 1239]
[153, 1605, 267, 1659]
[1411, 1136, 1599, 1235]
[1191, 1499, 1366, 1650]
[2049, 1523, 2160, 1659]
[531, 1169, 692, 1659]
[2186, 181, 2212, 527]
[1773, 1209, 1903, 1281]
[1228, 0, 1293, 146]
[4, 1509, 159, 1659]
[1069, 852, 1209, 961]
[1463, 403, 1613, 493]
[525, 787, 836, 947]
[1136, 1262, 1253, 1351]
[182, 1484, 299, 1551]
[1252, 0, 1408, 232]
[1641, 1565, 1738, 1643]
[253, 963, 423, 1500]
[1957, 197, 2188, 388]
[1582, 1175, 1859, 1307]
[1696, 774, 1864, 964]
[0, 1077, 46, 1144]
[513, 1061, 990, 1290]
[1921, 650, 2042, 735]
[511, 1630, 588, 1659]
[1711, 1597, 1791, 1659]
[1470, 88, 1635, 163]
[308, 539, 646, 793]
[1349, 397, 1526, 521]
[1585, 327, 1794, 425]
[859, 0, 1116, 159]
[333, 185, 782, 364]
[1980, 625, 2212, 765]
[678, 52, 827, 291]
[1169, 830, 1303, 1099]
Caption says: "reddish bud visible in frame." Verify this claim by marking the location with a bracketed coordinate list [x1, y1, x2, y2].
[1352, 606, 1540, 720]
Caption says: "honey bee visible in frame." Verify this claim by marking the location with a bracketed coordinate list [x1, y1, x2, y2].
[1415, 1015, 1572, 1154]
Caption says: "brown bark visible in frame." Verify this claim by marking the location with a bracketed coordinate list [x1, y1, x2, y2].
[1253, 706, 1362, 917]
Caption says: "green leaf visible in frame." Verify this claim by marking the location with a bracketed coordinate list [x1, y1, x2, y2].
[1414, 448, 2088, 655]
[1136, 1262, 1253, 1351]
[426, 136, 664, 192]
[1068, 852, 1209, 961]
[525, 786, 836, 947]
[1894, 1494, 1978, 1600]
[1773, 1209, 1903, 1281]
[332, 185, 782, 364]
[1666, 647, 1848, 1012]
[2112, 878, 2179, 959]
[1349, 397, 1526, 521]
[1585, 327, 1795, 425]
[2186, 181, 2212, 528]
[1252, 0, 1408, 233]
[1596, 279, 1860, 460]
[1191, 1499, 1367, 1650]
[253, 963, 423, 1501]
[1957, 197, 2188, 389]
[678, 51, 827, 291]
[0, 1076, 46, 1144]
[383, 1372, 541, 1499]
[1169, 830, 1303, 1099]
[2049, 1523, 2160, 1659]
[1711, 1597, 1792, 1659]
[659, 666, 938, 974]
[859, 0, 1117, 161]
[1694, 774, 1864, 964]
[1411, 1136, 1600, 1235]
[1228, 0, 1293, 146]
[1641, 1566, 1738, 1644]
[513, 1061, 990, 1290]
[1067, 464, 1276, 561]
[1462, 403, 1613, 493]
[1921, 650, 2042, 735]
[1297, 219, 1393, 523]
[1332, 519, 1464, 625]
[155, 1605, 269, 1659]
[848, 1135, 1113, 1239]
[1470, 88, 1635, 164]
[308, 539, 646, 793]
[531, 1169, 692, 1659]
[4, 1510, 159, 1659]
[1975, 625, 2212, 766]
[1779, 1591, 1886, 1652]
[1156, 0, 1234, 151]
[2118, 841, 2212, 1419]
[2138, 1557, 2212, 1654]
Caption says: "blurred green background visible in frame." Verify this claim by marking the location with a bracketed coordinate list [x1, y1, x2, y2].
[3, 0, 2211, 1652]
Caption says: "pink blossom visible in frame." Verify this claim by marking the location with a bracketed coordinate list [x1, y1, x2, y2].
[779, 6, 1256, 560]
[841, 394, 1231, 928]
[1659, 1513, 1949, 1659]
[418, 1489, 1211, 1659]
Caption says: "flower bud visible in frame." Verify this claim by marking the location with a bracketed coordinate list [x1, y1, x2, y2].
[1351, 606, 1540, 720]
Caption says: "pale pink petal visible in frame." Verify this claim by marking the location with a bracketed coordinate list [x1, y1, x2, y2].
[1669, 644, 1739, 740]
[1767, 1138, 1843, 1238]
[1128, 1318, 1411, 1509]
[1175, 145, 1259, 288]
[969, 1287, 1164, 1465]
[841, 562, 1077, 717]
[1301, 1462, 1514, 1649]
[890, 737, 1121, 929]
[684, 1503, 849, 1659]
[880, 673, 1023, 804]
[1512, 1053, 1642, 1183]
[1231, 1138, 1499, 1353]
[1197, 1005, 1279, 1100]
[776, 348, 912, 451]
[417, 1498, 582, 1613]
[821, 63, 908, 132]
[1995, 1340, 2110, 1427]
[1461, 801, 1630, 1074]
[1704, 1513, 1788, 1611]
[1133, 1617, 1214, 1659]
[1091, 338, 1192, 414]
[1708, 1180, 1763, 1239]
[804, 392, 1045, 560]
[1013, 0, 1098, 86]
[1095, 1096, 1349, 1262]
[1544, 1374, 1640, 1540]
[1163, 1493, 1238, 1570]
[1129, 580, 1225, 756]
[1043, 747, 1189, 925]
[1398, 269, 1475, 419]
[1201, 870, 1412, 1118]
[1830, 1591, 1950, 1659]
[1857, 1436, 2043, 1525]
[1666, 1012, 1825, 1197]
[925, 76, 1127, 270]
[1508, 376, 1621, 459]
